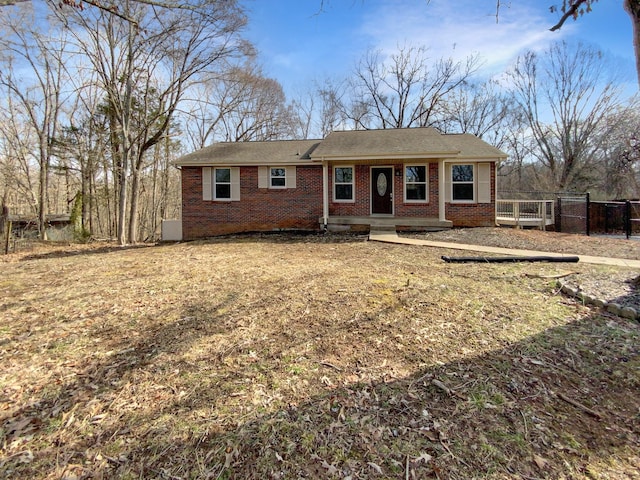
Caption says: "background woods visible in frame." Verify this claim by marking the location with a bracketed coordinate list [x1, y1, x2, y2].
[0, 1, 639, 244]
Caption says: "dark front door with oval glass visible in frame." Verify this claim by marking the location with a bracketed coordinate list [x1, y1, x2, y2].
[371, 167, 393, 214]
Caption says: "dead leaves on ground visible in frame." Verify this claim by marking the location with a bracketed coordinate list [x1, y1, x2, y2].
[1, 238, 639, 479]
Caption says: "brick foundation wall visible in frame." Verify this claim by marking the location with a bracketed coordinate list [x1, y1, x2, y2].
[181, 166, 323, 239]
[445, 203, 495, 227]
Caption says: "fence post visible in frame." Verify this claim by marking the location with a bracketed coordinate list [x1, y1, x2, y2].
[626, 200, 632, 240]
[4, 220, 10, 255]
[557, 197, 562, 233]
[586, 192, 590, 236]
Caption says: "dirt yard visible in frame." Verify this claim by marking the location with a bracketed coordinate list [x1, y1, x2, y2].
[1, 229, 639, 479]
[407, 227, 640, 260]
[406, 228, 640, 311]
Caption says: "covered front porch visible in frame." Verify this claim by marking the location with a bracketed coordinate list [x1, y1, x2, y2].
[320, 216, 452, 232]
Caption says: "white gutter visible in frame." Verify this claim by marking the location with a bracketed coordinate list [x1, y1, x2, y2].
[322, 161, 329, 228]
[439, 159, 446, 222]
[310, 152, 457, 163]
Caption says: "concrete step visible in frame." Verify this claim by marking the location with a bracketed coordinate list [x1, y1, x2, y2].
[369, 224, 397, 232]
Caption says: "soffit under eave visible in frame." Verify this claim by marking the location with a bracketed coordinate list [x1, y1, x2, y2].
[172, 158, 318, 167]
[309, 152, 459, 163]
[442, 155, 507, 163]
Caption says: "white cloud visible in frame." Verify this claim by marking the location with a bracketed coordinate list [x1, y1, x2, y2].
[357, 0, 573, 77]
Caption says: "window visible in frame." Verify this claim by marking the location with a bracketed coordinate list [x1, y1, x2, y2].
[334, 166, 354, 201]
[214, 167, 231, 200]
[451, 164, 474, 202]
[270, 168, 286, 188]
[202, 166, 239, 201]
[405, 165, 427, 202]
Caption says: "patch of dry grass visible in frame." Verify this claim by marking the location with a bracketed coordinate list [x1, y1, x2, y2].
[1, 234, 639, 479]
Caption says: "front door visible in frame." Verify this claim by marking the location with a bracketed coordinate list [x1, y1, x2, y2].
[371, 167, 393, 215]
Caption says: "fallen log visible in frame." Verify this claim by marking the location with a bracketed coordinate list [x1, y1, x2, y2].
[442, 255, 579, 263]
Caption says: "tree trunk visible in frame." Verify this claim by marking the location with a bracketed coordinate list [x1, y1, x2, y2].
[625, 0, 640, 87]
[117, 3, 135, 246]
[38, 138, 48, 240]
[127, 161, 141, 244]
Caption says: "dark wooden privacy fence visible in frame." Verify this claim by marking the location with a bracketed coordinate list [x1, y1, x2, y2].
[589, 200, 640, 238]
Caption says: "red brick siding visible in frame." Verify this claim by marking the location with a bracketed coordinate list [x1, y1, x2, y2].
[393, 163, 440, 218]
[181, 161, 496, 238]
[328, 165, 370, 216]
[181, 166, 323, 239]
[328, 163, 440, 217]
[445, 162, 496, 227]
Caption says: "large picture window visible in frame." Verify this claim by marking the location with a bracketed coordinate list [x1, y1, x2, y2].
[405, 165, 427, 202]
[451, 164, 474, 202]
[214, 168, 231, 200]
[334, 166, 354, 201]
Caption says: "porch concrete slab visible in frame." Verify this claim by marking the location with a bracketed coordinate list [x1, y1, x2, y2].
[368, 231, 640, 268]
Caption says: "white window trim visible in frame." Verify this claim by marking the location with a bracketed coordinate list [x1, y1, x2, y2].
[270, 167, 287, 189]
[450, 163, 476, 203]
[404, 164, 429, 203]
[333, 165, 355, 203]
[213, 167, 232, 200]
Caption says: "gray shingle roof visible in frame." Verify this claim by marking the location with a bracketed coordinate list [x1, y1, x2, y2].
[310, 128, 506, 160]
[173, 139, 322, 166]
[173, 128, 506, 166]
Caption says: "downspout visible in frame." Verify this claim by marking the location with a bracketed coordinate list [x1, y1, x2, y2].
[438, 159, 446, 222]
[322, 160, 329, 229]
[494, 161, 498, 226]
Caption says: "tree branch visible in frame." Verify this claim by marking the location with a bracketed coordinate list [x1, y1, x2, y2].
[550, 0, 590, 32]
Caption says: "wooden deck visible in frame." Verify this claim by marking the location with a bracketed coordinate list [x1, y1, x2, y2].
[496, 200, 555, 230]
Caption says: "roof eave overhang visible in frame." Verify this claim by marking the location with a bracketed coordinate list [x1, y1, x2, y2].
[448, 154, 507, 161]
[173, 159, 317, 167]
[310, 152, 459, 162]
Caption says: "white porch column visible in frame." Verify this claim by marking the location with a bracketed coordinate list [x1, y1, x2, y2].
[322, 161, 329, 227]
[438, 159, 446, 221]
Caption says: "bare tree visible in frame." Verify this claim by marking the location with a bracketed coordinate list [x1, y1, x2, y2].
[0, 91, 41, 216]
[437, 79, 514, 148]
[508, 41, 627, 192]
[0, 9, 70, 238]
[288, 90, 315, 140]
[63, 0, 248, 243]
[182, 62, 294, 148]
[217, 64, 294, 142]
[347, 45, 480, 130]
[316, 79, 348, 137]
[595, 101, 640, 198]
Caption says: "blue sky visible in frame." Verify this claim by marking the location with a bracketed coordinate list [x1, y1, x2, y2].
[240, 0, 636, 97]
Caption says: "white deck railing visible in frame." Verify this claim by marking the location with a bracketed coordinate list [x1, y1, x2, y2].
[496, 200, 555, 230]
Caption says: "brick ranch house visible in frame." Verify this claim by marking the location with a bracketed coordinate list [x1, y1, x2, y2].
[169, 127, 507, 240]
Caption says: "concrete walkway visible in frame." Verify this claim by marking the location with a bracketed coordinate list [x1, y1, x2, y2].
[369, 231, 640, 269]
